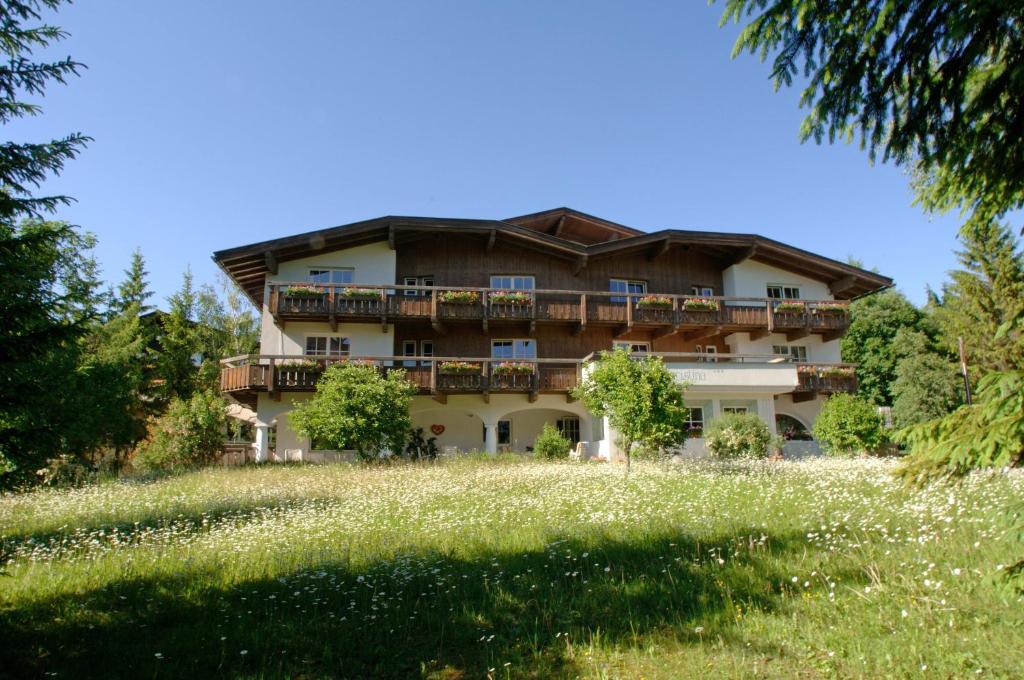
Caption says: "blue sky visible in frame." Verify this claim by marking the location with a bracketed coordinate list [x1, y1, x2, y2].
[12, 0, 979, 306]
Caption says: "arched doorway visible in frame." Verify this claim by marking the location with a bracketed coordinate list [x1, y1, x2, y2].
[775, 413, 812, 441]
[496, 407, 588, 453]
[409, 407, 486, 454]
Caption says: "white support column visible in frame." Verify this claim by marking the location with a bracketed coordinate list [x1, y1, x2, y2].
[483, 420, 498, 455]
[710, 398, 722, 421]
[255, 425, 270, 463]
[758, 397, 778, 435]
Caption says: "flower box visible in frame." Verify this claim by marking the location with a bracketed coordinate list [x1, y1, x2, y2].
[774, 302, 806, 313]
[489, 290, 533, 305]
[491, 361, 534, 376]
[636, 295, 673, 309]
[337, 288, 381, 299]
[813, 303, 849, 315]
[282, 285, 324, 298]
[280, 359, 323, 371]
[818, 366, 855, 378]
[682, 298, 720, 312]
[439, 361, 482, 375]
[438, 290, 480, 305]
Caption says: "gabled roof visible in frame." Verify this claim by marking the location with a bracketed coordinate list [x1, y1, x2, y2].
[213, 208, 893, 305]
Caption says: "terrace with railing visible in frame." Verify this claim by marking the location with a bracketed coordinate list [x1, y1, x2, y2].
[266, 283, 851, 339]
[220, 353, 857, 405]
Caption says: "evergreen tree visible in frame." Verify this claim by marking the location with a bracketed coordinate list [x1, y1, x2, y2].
[157, 269, 201, 404]
[932, 222, 1024, 374]
[115, 248, 154, 315]
[840, 289, 926, 407]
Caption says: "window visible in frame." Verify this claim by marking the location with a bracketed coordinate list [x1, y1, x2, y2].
[308, 268, 354, 285]
[691, 286, 714, 296]
[402, 276, 434, 296]
[613, 341, 650, 353]
[772, 345, 808, 362]
[402, 340, 434, 366]
[490, 275, 534, 290]
[609, 278, 646, 303]
[305, 336, 350, 357]
[766, 284, 801, 300]
[685, 407, 705, 437]
[402, 340, 418, 367]
[723, 406, 748, 415]
[557, 417, 581, 445]
[491, 339, 536, 359]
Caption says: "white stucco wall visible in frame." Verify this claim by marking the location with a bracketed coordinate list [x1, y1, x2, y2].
[726, 331, 842, 364]
[722, 260, 834, 301]
[259, 241, 397, 353]
[277, 321, 395, 357]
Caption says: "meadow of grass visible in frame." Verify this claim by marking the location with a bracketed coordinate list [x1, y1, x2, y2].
[1, 456, 1022, 679]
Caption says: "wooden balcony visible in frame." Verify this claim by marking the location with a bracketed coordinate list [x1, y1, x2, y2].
[266, 283, 851, 340]
[793, 364, 858, 402]
[220, 354, 857, 407]
[219, 355, 584, 406]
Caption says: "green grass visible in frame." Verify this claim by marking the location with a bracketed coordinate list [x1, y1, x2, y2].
[1, 457, 1022, 679]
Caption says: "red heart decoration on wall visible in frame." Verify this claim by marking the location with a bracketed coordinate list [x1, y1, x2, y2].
[430, 424, 445, 436]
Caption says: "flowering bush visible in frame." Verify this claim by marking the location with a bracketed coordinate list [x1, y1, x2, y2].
[439, 361, 482, 374]
[337, 288, 381, 299]
[438, 290, 479, 304]
[683, 298, 720, 311]
[282, 284, 323, 298]
[491, 361, 534, 376]
[489, 290, 533, 305]
[774, 301, 806, 313]
[704, 412, 772, 459]
[636, 295, 673, 309]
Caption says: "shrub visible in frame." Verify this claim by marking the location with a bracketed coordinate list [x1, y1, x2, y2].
[705, 412, 772, 459]
[533, 423, 571, 460]
[135, 391, 227, 471]
[812, 393, 887, 456]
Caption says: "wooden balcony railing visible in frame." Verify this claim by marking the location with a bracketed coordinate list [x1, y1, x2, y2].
[219, 354, 858, 403]
[266, 283, 851, 339]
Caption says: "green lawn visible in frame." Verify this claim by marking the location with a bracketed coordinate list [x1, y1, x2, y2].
[1, 457, 1022, 679]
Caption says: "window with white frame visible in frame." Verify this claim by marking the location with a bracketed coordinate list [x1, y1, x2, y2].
[685, 406, 705, 436]
[402, 340, 434, 366]
[557, 417, 581, 444]
[613, 341, 650, 353]
[691, 285, 714, 296]
[609, 278, 646, 303]
[308, 268, 354, 285]
[402, 276, 434, 296]
[490, 275, 534, 290]
[722, 406, 748, 415]
[766, 284, 801, 299]
[772, 345, 808, 362]
[491, 338, 536, 359]
[305, 335, 350, 357]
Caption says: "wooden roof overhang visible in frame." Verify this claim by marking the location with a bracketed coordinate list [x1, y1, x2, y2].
[214, 214, 893, 307]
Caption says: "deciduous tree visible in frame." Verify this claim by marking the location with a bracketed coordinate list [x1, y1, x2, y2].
[572, 349, 689, 470]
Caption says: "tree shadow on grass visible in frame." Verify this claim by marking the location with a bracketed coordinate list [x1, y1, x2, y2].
[0, 528, 855, 679]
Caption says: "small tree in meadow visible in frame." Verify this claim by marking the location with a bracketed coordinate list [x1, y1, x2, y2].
[533, 422, 571, 460]
[290, 363, 416, 462]
[705, 412, 772, 459]
[135, 390, 227, 471]
[812, 393, 887, 456]
[572, 349, 689, 470]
